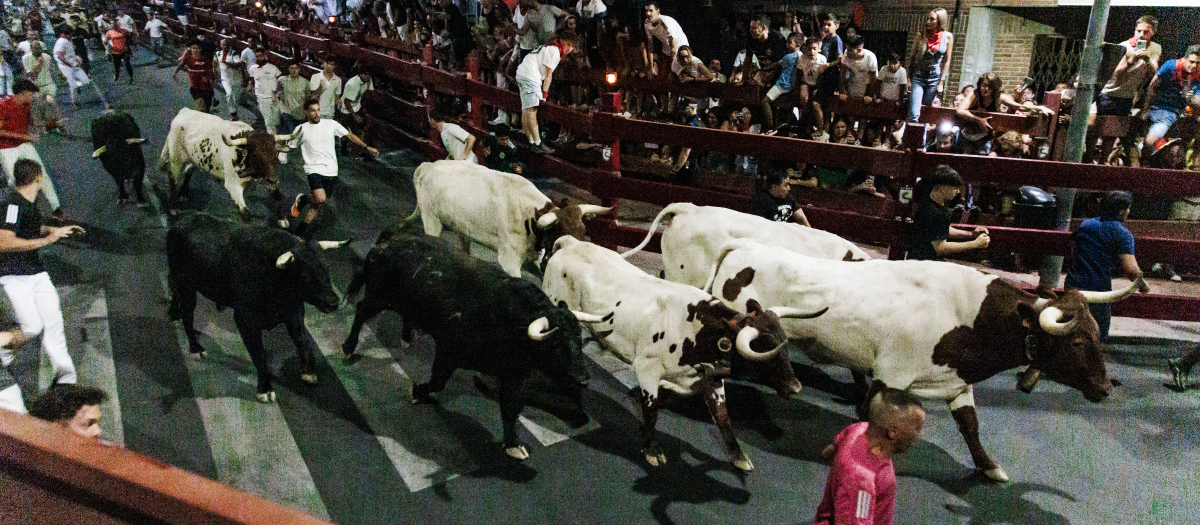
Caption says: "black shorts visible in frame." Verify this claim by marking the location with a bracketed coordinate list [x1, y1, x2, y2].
[1095, 92, 1133, 116]
[190, 88, 214, 103]
[307, 173, 338, 193]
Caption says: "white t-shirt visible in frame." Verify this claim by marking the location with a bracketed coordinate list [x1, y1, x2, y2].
[440, 123, 478, 163]
[145, 19, 167, 38]
[671, 55, 703, 75]
[645, 15, 688, 55]
[879, 65, 908, 101]
[249, 62, 281, 98]
[576, 0, 606, 18]
[309, 72, 343, 116]
[289, 119, 349, 177]
[340, 75, 374, 114]
[22, 53, 53, 87]
[117, 14, 136, 32]
[16, 40, 32, 58]
[216, 49, 243, 80]
[840, 48, 878, 98]
[516, 45, 562, 84]
[53, 37, 78, 68]
[797, 53, 827, 87]
[240, 48, 257, 68]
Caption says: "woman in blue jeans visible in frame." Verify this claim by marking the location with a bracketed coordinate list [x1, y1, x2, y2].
[907, 8, 953, 122]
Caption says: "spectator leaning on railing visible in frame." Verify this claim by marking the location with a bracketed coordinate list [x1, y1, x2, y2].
[643, 2, 687, 82]
[515, 32, 575, 153]
[762, 32, 803, 131]
[1141, 44, 1200, 164]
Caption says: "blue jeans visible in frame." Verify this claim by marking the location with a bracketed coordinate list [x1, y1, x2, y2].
[908, 74, 940, 122]
[1147, 107, 1180, 142]
[279, 113, 302, 135]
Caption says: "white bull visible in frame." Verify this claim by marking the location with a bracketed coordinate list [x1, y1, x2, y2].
[621, 202, 872, 288]
[159, 108, 292, 221]
[542, 236, 825, 471]
[704, 239, 1146, 482]
[408, 160, 611, 277]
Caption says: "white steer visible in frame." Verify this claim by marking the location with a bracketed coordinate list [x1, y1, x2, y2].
[621, 202, 872, 288]
[542, 236, 825, 471]
[409, 160, 610, 277]
[159, 108, 292, 221]
[704, 239, 1146, 482]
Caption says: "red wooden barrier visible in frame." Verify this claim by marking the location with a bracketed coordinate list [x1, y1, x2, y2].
[914, 151, 1200, 195]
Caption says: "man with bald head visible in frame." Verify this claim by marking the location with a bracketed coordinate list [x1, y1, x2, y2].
[814, 387, 925, 525]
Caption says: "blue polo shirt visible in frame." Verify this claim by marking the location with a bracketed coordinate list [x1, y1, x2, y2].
[775, 50, 801, 91]
[1065, 217, 1135, 292]
[1149, 58, 1200, 113]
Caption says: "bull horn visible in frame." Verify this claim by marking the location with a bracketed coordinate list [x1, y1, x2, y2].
[536, 211, 559, 228]
[125, 137, 146, 144]
[1038, 306, 1079, 336]
[1016, 366, 1041, 393]
[91, 145, 107, 158]
[1078, 277, 1145, 304]
[577, 205, 613, 218]
[768, 306, 829, 319]
[276, 251, 294, 268]
[274, 134, 294, 141]
[317, 239, 352, 250]
[527, 317, 558, 341]
[734, 326, 781, 361]
[571, 310, 607, 323]
[223, 135, 249, 147]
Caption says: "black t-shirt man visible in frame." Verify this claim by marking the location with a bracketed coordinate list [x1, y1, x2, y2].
[908, 200, 951, 261]
[0, 187, 46, 276]
[749, 191, 800, 222]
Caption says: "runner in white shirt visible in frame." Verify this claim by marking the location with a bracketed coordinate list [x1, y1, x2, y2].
[515, 38, 574, 152]
[53, 31, 106, 107]
[308, 60, 342, 118]
[248, 49, 281, 131]
[286, 100, 377, 238]
[338, 69, 374, 156]
[429, 112, 478, 163]
[215, 38, 245, 120]
[144, 13, 168, 57]
[116, 9, 138, 47]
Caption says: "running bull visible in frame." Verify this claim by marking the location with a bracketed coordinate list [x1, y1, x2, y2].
[705, 240, 1147, 481]
[91, 109, 148, 205]
[620, 202, 871, 289]
[542, 236, 827, 471]
[402, 160, 611, 277]
[159, 108, 292, 222]
[341, 231, 607, 460]
[167, 213, 349, 403]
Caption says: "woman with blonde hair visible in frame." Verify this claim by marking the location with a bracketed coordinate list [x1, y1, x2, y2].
[907, 7, 952, 122]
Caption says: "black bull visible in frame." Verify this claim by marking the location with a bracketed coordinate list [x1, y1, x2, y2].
[342, 232, 596, 460]
[91, 110, 146, 204]
[166, 213, 346, 402]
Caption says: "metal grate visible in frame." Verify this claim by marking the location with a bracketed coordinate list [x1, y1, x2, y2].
[1027, 35, 1082, 100]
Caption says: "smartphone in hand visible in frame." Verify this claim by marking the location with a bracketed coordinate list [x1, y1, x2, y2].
[1136, 39, 1147, 51]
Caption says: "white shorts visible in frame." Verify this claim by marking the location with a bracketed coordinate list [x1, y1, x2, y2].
[516, 76, 541, 110]
[766, 84, 790, 101]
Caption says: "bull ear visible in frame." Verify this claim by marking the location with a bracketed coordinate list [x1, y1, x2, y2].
[276, 251, 294, 268]
[1016, 302, 1038, 329]
[558, 198, 570, 208]
[1034, 285, 1058, 300]
[745, 299, 763, 315]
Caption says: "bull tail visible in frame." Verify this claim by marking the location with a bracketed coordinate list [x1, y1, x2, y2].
[620, 203, 685, 259]
[701, 239, 752, 294]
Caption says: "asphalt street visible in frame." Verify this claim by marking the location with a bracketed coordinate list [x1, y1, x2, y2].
[6, 40, 1198, 524]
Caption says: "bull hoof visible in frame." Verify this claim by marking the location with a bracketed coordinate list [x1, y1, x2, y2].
[342, 352, 361, 365]
[732, 455, 755, 472]
[256, 391, 277, 403]
[982, 466, 1010, 482]
[505, 445, 530, 460]
[300, 373, 319, 385]
[644, 448, 667, 467]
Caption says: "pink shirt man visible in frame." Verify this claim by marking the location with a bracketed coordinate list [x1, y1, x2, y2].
[813, 422, 896, 525]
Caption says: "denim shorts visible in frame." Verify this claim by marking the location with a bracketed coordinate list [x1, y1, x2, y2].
[1147, 107, 1179, 140]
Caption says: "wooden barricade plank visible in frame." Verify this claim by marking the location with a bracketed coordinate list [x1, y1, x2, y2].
[914, 151, 1200, 196]
[421, 66, 466, 97]
[826, 97, 907, 122]
[0, 411, 334, 525]
[918, 106, 1051, 137]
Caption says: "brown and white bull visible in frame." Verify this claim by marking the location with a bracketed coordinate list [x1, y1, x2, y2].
[406, 160, 611, 277]
[704, 239, 1146, 482]
[159, 108, 293, 222]
[620, 202, 871, 288]
[542, 236, 826, 471]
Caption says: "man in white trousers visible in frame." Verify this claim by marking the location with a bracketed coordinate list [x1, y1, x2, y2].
[53, 29, 107, 107]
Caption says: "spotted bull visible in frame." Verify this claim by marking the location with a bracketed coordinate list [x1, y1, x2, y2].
[542, 236, 826, 471]
[159, 108, 292, 221]
[90, 110, 147, 204]
[166, 213, 349, 402]
[342, 230, 607, 460]
[400, 160, 611, 277]
[620, 202, 871, 288]
[705, 239, 1146, 481]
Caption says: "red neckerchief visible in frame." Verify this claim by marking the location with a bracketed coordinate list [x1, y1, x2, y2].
[926, 30, 943, 53]
[549, 39, 567, 58]
[1127, 37, 1139, 47]
[1172, 57, 1200, 84]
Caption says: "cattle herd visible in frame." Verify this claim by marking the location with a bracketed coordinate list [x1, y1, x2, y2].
[126, 105, 1145, 486]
